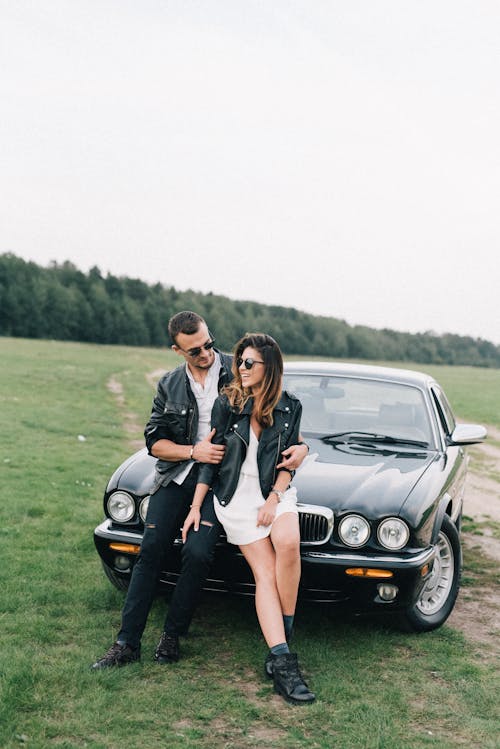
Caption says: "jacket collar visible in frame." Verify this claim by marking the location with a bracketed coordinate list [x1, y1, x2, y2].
[275, 392, 291, 412]
[217, 350, 234, 382]
[182, 350, 232, 389]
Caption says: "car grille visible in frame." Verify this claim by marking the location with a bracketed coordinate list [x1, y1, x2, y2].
[298, 504, 333, 545]
[174, 503, 333, 547]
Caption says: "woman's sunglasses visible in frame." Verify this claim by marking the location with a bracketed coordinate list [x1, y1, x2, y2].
[237, 357, 265, 370]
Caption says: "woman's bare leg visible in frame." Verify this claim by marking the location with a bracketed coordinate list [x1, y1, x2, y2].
[239, 537, 287, 647]
[270, 512, 301, 616]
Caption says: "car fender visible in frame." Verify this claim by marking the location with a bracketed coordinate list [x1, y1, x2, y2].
[430, 493, 452, 544]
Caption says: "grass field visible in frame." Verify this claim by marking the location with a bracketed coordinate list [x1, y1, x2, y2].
[1, 337, 499, 749]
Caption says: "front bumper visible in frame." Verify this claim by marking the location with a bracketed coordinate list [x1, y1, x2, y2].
[94, 519, 436, 609]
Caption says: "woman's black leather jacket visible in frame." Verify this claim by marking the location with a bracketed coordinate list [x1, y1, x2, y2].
[197, 391, 302, 506]
[144, 350, 233, 491]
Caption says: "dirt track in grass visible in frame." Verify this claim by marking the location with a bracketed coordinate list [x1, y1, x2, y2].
[447, 426, 500, 652]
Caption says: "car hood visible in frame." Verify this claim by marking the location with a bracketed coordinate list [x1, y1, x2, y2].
[106, 448, 157, 497]
[107, 444, 437, 520]
[294, 440, 436, 518]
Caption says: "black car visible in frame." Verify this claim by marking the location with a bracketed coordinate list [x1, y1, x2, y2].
[94, 361, 486, 632]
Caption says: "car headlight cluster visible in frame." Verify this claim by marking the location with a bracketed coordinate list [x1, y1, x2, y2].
[377, 517, 409, 550]
[107, 491, 135, 522]
[139, 496, 150, 522]
[337, 514, 410, 550]
[106, 491, 151, 524]
[338, 515, 370, 547]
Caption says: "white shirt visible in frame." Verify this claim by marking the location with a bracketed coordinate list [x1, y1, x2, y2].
[173, 352, 222, 485]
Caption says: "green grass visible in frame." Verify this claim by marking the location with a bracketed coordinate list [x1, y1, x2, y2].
[1, 337, 499, 749]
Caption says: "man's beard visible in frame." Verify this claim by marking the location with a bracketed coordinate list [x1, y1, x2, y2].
[192, 352, 215, 370]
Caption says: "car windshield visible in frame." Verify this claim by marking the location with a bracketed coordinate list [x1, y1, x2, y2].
[282, 373, 433, 447]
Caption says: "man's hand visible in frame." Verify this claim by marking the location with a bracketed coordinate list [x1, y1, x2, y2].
[192, 428, 225, 464]
[276, 442, 308, 471]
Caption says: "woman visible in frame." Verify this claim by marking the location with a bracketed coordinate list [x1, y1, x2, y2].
[182, 333, 315, 705]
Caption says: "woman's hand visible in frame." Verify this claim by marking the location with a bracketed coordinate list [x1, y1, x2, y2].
[181, 506, 201, 543]
[257, 495, 279, 527]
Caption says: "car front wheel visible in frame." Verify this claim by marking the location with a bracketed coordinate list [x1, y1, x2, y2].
[101, 560, 130, 591]
[399, 515, 461, 632]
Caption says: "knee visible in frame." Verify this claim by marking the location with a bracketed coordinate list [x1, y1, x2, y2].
[251, 560, 277, 588]
[274, 535, 300, 561]
[137, 524, 163, 564]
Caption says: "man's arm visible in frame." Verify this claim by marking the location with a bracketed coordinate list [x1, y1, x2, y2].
[150, 431, 225, 464]
[145, 376, 224, 464]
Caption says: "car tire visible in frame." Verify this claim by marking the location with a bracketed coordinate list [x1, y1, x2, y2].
[399, 514, 461, 632]
[101, 560, 130, 591]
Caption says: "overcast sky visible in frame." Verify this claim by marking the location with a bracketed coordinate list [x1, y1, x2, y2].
[1, 1, 499, 344]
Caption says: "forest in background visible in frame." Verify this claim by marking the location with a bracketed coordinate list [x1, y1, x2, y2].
[1, 252, 498, 367]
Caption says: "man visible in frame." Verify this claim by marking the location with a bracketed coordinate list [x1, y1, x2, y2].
[92, 311, 308, 669]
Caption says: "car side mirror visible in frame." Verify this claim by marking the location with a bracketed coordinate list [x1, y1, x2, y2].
[449, 424, 487, 445]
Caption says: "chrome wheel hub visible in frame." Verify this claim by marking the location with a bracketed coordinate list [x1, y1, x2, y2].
[416, 531, 454, 615]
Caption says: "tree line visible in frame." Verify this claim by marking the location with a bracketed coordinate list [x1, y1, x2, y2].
[1, 253, 499, 367]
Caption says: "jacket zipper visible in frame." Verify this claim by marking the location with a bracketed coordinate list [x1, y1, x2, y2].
[272, 432, 282, 486]
[219, 425, 248, 505]
[233, 427, 248, 448]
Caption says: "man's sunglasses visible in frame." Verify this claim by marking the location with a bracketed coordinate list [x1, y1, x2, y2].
[178, 338, 216, 358]
[237, 357, 265, 370]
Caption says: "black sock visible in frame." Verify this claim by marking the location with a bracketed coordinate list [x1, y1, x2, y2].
[283, 615, 294, 640]
[270, 642, 289, 657]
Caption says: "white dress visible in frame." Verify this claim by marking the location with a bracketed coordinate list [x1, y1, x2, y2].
[214, 427, 298, 546]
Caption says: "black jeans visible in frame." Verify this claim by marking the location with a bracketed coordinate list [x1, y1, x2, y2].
[118, 467, 220, 648]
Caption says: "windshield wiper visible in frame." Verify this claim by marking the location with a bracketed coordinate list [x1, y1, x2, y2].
[320, 431, 429, 448]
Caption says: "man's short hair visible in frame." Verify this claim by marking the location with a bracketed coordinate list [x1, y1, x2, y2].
[168, 311, 206, 344]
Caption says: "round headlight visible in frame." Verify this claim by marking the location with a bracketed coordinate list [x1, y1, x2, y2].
[377, 518, 410, 550]
[338, 514, 370, 547]
[139, 495, 150, 523]
[107, 491, 135, 522]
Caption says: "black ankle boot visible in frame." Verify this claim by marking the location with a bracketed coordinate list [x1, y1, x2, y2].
[264, 651, 274, 678]
[265, 631, 293, 678]
[272, 652, 315, 704]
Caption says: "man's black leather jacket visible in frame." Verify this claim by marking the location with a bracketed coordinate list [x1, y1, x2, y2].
[144, 350, 233, 492]
[197, 391, 302, 506]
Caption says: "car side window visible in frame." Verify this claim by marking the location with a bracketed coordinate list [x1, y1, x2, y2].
[431, 386, 456, 436]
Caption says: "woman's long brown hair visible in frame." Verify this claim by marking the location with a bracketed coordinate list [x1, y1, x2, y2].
[224, 333, 283, 427]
